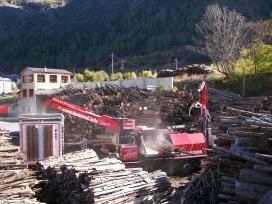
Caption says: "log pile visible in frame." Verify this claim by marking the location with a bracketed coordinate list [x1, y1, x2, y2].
[0, 128, 25, 170]
[35, 149, 173, 204]
[0, 170, 42, 203]
[158, 64, 212, 78]
[0, 129, 42, 203]
[47, 85, 200, 146]
[213, 107, 272, 203]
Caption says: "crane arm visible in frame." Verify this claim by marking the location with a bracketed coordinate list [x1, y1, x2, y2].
[44, 97, 120, 132]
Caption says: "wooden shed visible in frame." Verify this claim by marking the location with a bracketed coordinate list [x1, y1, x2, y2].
[19, 114, 64, 163]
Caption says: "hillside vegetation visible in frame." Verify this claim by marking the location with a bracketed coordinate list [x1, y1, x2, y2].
[0, 0, 271, 73]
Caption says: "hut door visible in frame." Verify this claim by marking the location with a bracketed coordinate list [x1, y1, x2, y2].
[43, 125, 54, 158]
[26, 125, 38, 161]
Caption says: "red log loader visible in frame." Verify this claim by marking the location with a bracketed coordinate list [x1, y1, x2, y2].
[43, 82, 210, 175]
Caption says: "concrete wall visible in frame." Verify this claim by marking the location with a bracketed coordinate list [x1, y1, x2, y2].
[72, 77, 173, 90]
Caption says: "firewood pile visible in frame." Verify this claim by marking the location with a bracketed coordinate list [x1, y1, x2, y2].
[158, 64, 212, 78]
[213, 107, 272, 203]
[0, 128, 25, 170]
[0, 170, 42, 203]
[0, 129, 42, 203]
[34, 149, 174, 204]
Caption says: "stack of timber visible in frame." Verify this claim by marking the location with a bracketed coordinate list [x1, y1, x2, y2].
[213, 107, 272, 203]
[0, 170, 42, 203]
[0, 128, 25, 170]
[0, 129, 42, 203]
[158, 64, 212, 78]
[35, 149, 173, 204]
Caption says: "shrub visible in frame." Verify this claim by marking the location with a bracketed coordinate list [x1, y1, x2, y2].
[130, 72, 137, 80]
[75, 73, 85, 82]
[95, 70, 109, 81]
[111, 72, 123, 80]
[152, 70, 158, 78]
[83, 69, 95, 81]
[140, 70, 153, 78]
[123, 72, 130, 80]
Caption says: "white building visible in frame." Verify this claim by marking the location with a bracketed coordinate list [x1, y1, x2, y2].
[0, 77, 13, 94]
[18, 67, 72, 114]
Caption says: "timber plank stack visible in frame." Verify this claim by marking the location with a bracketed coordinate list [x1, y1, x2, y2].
[35, 149, 173, 204]
[213, 106, 272, 203]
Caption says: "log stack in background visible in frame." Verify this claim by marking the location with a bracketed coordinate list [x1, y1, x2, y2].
[158, 64, 213, 78]
[47, 84, 200, 148]
[34, 149, 173, 204]
[213, 107, 272, 203]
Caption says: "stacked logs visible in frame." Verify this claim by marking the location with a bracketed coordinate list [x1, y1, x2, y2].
[158, 64, 212, 78]
[213, 107, 272, 203]
[0, 129, 42, 203]
[0, 128, 25, 170]
[48, 85, 200, 146]
[34, 149, 173, 204]
[0, 170, 42, 203]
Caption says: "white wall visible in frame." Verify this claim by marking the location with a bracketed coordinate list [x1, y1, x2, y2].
[0, 80, 13, 94]
[72, 77, 173, 90]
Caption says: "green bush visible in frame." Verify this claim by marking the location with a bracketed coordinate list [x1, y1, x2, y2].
[140, 70, 153, 78]
[152, 70, 158, 78]
[130, 72, 137, 80]
[111, 72, 123, 80]
[75, 73, 85, 82]
[123, 72, 130, 80]
[222, 74, 272, 96]
[95, 70, 109, 81]
[83, 69, 95, 81]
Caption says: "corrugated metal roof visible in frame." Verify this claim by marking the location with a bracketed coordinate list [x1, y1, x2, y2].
[23, 67, 73, 75]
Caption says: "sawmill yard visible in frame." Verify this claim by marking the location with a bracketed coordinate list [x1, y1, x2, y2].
[1, 79, 272, 204]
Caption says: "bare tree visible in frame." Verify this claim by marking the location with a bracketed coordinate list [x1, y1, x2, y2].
[194, 4, 249, 76]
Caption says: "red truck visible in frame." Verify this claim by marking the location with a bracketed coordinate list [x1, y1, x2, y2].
[44, 82, 209, 175]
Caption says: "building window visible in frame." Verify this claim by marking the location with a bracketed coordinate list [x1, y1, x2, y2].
[37, 74, 45, 82]
[23, 90, 27, 98]
[28, 74, 33, 83]
[61, 75, 69, 83]
[23, 75, 27, 83]
[50, 75, 57, 83]
[29, 89, 34, 97]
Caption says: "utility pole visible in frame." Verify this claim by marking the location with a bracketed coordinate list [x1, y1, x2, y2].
[175, 58, 178, 70]
[111, 52, 114, 79]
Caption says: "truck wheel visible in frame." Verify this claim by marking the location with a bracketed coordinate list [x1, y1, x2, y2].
[180, 160, 193, 175]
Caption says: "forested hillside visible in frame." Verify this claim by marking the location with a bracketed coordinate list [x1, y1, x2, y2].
[0, 0, 271, 73]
